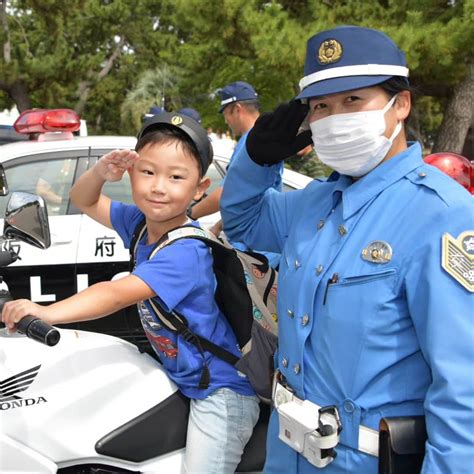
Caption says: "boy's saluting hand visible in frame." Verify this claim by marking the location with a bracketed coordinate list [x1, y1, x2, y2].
[95, 149, 139, 182]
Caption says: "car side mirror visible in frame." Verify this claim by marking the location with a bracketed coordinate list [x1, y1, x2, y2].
[3, 192, 51, 249]
[0, 164, 8, 196]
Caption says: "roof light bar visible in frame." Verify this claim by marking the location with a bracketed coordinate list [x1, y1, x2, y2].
[14, 109, 81, 134]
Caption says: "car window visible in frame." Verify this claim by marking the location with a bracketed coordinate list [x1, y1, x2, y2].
[0, 158, 77, 217]
[206, 162, 225, 195]
[102, 172, 134, 205]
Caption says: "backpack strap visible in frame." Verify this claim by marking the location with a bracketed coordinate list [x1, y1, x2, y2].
[129, 217, 147, 271]
[130, 221, 240, 389]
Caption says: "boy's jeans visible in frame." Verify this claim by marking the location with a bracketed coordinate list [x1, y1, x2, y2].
[182, 388, 260, 474]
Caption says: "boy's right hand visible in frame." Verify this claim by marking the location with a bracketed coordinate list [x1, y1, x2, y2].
[95, 149, 139, 182]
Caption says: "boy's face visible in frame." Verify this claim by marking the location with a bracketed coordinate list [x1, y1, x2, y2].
[130, 141, 210, 226]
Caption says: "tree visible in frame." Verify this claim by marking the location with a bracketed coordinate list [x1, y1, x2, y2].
[120, 64, 181, 133]
[0, 0, 174, 133]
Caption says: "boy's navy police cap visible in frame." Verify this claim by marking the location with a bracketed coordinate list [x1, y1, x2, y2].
[178, 107, 202, 124]
[297, 25, 409, 100]
[137, 112, 213, 175]
[218, 81, 258, 113]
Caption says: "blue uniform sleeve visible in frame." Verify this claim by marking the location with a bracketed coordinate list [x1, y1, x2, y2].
[220, 139, 300, 254]
[404, 203, 474, 474]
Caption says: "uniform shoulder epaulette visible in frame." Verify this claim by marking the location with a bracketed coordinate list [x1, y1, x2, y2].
[406, 165, 472, 208]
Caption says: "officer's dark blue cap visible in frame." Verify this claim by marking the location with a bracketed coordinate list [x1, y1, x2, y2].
[144, 105, 164, 119]
[218, 81, 259, 113]
[137, 112, 213, 176]
[297, 26, 409, 100]
[178, 107, 202, 124]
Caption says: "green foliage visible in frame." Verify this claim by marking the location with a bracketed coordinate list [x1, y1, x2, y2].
[0, 0, 472, 146]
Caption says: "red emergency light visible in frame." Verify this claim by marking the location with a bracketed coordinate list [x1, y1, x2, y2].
[14, 109, 81, 134]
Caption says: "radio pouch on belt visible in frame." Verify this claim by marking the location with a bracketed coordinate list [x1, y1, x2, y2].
[378, 416, 427, 474]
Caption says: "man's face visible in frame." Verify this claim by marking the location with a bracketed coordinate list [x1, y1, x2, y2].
[222, 103, 241, 135]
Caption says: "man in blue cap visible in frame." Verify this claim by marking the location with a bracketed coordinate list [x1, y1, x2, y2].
[221, 25, 473, 473]
[190, 81, 283, 268]
[143, 105, 164, 120]
[178, 107, 202, 124]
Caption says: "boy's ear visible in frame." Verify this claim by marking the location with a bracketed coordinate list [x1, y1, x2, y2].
[194, 177, 211, 201]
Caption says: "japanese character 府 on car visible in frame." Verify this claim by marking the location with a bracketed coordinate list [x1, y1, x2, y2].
[0, 109, 311, 352]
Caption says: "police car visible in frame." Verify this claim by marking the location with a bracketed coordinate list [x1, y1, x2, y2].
[0, 108, 311, 349]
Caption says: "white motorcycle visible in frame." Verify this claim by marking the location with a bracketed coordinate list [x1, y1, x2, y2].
[0, 166, 268, 473]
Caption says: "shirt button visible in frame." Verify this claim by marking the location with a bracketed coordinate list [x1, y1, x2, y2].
[338, 225, 347, 236]
[294, 259, 301, 269]
[287, 309, 294, 319]
[301, 314, 310, 326]
[331, 208, 335, 213]
[316, 264, 324, 275]
[282, 358, 289, 368]
[343, 399, 355, 413]
[317, 220, 325, 230]
[418, 172, 427, 178]
[293, 363, 301, 374]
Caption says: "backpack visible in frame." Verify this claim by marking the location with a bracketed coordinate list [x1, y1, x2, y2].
[129, 220, 278, 403]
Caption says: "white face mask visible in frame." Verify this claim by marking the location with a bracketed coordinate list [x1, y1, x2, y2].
[310, 95, 402, 177]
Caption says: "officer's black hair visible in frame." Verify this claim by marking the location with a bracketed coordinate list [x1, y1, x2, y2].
[135, 127, 204, 178]
[379, 76, 421, 143]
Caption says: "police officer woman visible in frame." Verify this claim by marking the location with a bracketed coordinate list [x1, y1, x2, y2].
[221, 25, 473, 473]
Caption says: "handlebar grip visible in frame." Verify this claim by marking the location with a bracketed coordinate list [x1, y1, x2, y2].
[16, 316, 60, 347]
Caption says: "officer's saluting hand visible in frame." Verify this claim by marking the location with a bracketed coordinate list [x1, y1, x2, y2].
[246, 100, 313, 166]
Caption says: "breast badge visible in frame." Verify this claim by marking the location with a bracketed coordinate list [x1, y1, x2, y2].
[362, 241, 393, 263]
[442, 231, 474, 292]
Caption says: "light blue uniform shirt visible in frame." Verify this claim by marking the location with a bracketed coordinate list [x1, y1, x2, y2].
[223, 130, 283, 268]
[221, 141, 474, 473]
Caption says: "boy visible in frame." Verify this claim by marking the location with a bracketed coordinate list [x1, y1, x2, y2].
[2, 112, 260, 473]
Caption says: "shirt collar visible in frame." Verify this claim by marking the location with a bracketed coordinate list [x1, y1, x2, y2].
[334, 142, 423, 220]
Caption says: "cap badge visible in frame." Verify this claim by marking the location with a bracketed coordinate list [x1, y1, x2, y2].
[362, 241, 393, 264]
[318, 39, 343, 65]
[442, 231, 474, 292]
[171, 115, 183, 125]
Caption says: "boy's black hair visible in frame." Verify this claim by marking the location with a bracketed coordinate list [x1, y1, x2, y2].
[136, 112, 213, 176]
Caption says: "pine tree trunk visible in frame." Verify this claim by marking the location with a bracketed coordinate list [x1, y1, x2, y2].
[433, 64, 474, 154]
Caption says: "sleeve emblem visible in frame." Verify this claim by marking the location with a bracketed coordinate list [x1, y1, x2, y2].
[441, 231, 474, 292]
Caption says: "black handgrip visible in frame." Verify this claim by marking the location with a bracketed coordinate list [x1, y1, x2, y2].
[16, 315, 60, 346]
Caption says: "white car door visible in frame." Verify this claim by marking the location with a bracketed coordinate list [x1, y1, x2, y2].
[0, 156, 81, 303]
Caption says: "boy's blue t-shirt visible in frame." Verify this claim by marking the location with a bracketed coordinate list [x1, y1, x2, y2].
[110, 201, 254, 399]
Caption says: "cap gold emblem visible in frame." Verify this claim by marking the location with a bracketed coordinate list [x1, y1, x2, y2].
[318, 39, 343, 65]
[442, 231, 474, 292]
[362, 241, 393, 264]
[171, 115, 183, 125]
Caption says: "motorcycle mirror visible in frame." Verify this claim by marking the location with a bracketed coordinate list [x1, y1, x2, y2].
[3, 192, 51, 249]
[0, 164, 8, 196]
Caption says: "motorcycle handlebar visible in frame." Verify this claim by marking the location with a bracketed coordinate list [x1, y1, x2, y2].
[16, 316, 60, 347]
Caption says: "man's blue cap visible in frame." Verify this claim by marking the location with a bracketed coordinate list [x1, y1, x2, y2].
[296, 26, 409, 100]
[178, 107, 202, 123]
[218, 81, 258, 113]
[144, 105, 164, 119]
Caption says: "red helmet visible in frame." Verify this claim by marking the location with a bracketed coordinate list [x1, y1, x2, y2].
[424, 152, 473, 194]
